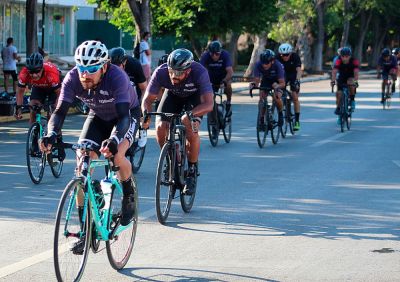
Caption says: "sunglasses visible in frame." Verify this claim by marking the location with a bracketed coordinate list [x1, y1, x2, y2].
[77, 64, 103, 74]
[168, 68, 186, 77]
[29, 68, 42, 74]
[211, 52, 221, 56]
[281, 53, 290, 57]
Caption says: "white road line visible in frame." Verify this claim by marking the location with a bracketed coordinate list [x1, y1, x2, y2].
[0, 207, 155, 278]
[310, 131, 350, 147]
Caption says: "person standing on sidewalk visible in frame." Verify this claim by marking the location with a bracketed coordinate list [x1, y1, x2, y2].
[1, 37, 21, 94]
[140, 32, 152, 82]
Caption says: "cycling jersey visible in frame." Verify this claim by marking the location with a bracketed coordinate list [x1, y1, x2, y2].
[277, 52, 301, 76]
[334, 57, 359, 81]
[378, 55, 398, 71]
[200, 50, 232, 85]
[254, 61, 285, 89]
[123, 56, 146, 99]
[148, 62, 213, 98]
[18, 62, 60, 89]
[59, 64, 139, 121]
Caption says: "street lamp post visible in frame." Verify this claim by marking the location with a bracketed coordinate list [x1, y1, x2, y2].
[41, 0, 45, 48]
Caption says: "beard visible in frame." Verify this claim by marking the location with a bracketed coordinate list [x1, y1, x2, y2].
[80, 77, 95, 90]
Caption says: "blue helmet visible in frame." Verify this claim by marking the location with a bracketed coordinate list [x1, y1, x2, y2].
[340, 47, 352, 56]
[26, 52, 44, 71]
[167, 48, 193, 71]
[382, 48, 391, 57]
[260, 49, 275, 64]
[208, 41, 222, 53]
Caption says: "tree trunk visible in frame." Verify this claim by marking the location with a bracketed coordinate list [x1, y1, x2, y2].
[340, 0, 350, 47]
[298, 22, 314, 72]
[188, 36, 203, 59]
[371, 16, 387, 68]
[127, 0, 150, 46]
[244, 33, 267, 78]
[26, 0, 38, 55]
[226, 32, 240, 69]
[354, 10, 372, 63]
[313, 0, 325, 72]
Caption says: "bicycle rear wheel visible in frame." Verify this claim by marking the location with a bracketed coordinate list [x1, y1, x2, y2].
[256, 105, 268, 148]
[127, 139, 146, 173]
[270, 102, 280, 144]
[281, 100, 288, 138]
[48, 146, 64, 178]
[26, 122, 45, 184]
[106, 180, 138, 270]
[222, 114, 232, 143]
[54, 178, 90, 282]
[155, 144, 175, 224]
[288, 100, 295, 135]
[207, 109, 219, 147]
[180, 166, 197, 213]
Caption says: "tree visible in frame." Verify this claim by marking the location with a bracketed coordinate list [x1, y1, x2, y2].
[313, 0, 325, 72]
[26, 0, 38, 55]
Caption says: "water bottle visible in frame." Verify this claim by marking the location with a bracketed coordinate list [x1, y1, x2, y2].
[92, 180, 105, 209]
[100, 178, 113, 210]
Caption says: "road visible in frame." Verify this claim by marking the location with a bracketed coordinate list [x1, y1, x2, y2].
[0, 77, 399, 281]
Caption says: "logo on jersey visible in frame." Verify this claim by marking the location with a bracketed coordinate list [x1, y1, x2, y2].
[99, 90, 110, 96]
[99, 98, 115, 104]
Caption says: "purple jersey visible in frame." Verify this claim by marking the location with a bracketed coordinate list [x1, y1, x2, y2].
[59, 64, 139, 121]
[378, 55, 398, 70]
[148, 61, 213, 98]
[254, 61, 285, 81]
[200, 50, 232, 81]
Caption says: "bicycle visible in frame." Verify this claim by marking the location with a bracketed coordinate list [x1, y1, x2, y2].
[53, 142, 138, 281]
[144, 111, 197, 225]
[250, 86, 280, 148]
[24, 103, 64, 184]
[207, 85, 232, 146]
[281, 89, 296, 138]
[336, 84, 353, 132]
[382, 76, 393, 110]
[125, 126, 146, 173]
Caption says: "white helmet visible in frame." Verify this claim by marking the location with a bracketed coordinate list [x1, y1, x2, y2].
[74, 40, 109, 67]
[278, 43, 293, 55]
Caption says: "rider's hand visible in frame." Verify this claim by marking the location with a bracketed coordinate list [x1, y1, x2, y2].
[100, 138, 118, 158]
[14, 105, 22, 120]
[141, 110, 151, 129]
[39, 133, 56, 154]
[249, 82, 256, 89]
[330, 80, 336, 87]
[184, 111, 201, 133]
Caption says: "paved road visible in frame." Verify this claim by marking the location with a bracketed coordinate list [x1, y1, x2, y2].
[0, 77, 399, 281]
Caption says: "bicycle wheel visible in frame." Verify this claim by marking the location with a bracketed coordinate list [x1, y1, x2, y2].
[288, 101, 295, 135]
[48, 145, 64, 178]
[256, 104, 268, 148]
[127, 140, 146, 173]
[26, 122, 45, 184]
[106, 180, 138, 270]
[155, 144, 175, 224]
[207, 108, 219, 147]
[222, 115, 232, 143]
[180, 167, 197, 213]
[340, 99, 346, 133]
[280, 100, 288, 138]
[54, 178, 90, 282]
[270, 102, 280, 144]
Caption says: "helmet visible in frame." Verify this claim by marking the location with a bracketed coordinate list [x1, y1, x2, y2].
[167, 48, 193, 71]
[392, 47, 400, 55]
[340, 47, 352, 56]
[278, 43, 293, 55]
[26, 52, 44, 71]
[109, 47, 127, 65]
[75, 40, 108, 67]
[158, 54, 169, 66]
[337, 47, 343, 55]
[382, 48, 391, 57]
[260, 49, 275, 64]
[208, 41, 222, 53]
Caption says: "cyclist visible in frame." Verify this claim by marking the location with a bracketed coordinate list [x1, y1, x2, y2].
[331, 47, 359, 118]
[15, 52, 61, 124]
[392, 48, 400, 89]
[39, 40, 140, 234]
[377, 48, 398, 102]
[277, 43, 302, 131]
[250, 49, 285, 129]
[200, 40, 234, 116]
[141, 48, 213, 195]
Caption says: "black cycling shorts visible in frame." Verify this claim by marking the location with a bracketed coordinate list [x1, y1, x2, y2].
[285, 74, 300, 92]
[79, 106, 140, 148]
[337, 77, 354, 91]
[30, 87, 58, 104]
[260, 78, 277, 90]
[157, 90, 202, 122]
[3, 70, 17, 81]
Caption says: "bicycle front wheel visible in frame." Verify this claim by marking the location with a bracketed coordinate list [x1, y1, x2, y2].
[54, 178, 90, 282]
[281, 100, 288, 138]
[180, 169, 197, 213]
[26, 122, 45, 184]
[207, 109, 219, 147]
[222, 115, 232, 143]
[155, 144, 175, 224]
[256, 105, 268, 148]
[127, 141, 146, 173]
[270, 102, 280, 144]
[106, 179, 138, 270]
[49, 146, 64, 178]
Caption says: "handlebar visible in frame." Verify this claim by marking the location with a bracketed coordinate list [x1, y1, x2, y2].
[249, 86, 274, 98]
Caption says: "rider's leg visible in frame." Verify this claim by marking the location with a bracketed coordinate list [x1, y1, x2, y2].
[390, 69, 397, 93]
[347, 78, 356, 110]
[274, 90, 284, 126]
[225, 81, 233, 116]
[335, 89, 342, 115]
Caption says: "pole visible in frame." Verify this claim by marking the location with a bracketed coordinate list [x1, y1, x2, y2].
[41, 0, 45, 48]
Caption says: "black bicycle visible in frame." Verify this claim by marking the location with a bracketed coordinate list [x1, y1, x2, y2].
[144, 111, 197, 225]
[281, 89, 296, 138]
[382, 76, 393, 110]
[25, 103, 64, 184]
[250, 86, 280, 148]
[338, 84, 352, 132]
[207, 85, 232, 146]
[125, 126, 146, 173]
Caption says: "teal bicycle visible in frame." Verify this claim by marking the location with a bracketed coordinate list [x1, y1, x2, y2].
[53, 142, 138, 281]
[25, 103, 63, 184]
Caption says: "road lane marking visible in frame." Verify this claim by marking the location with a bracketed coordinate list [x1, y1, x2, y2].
[0, 207, 155, 278]
[310, 131, 350, 147]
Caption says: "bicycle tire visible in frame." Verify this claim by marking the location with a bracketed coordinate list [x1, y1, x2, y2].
[127, 140, 146, 173]
[207, 108, 219, 147]
[281, 100, 288, 138]
[288, 101, 295, 135]
[106, 179, 137, 270]
[26, 122, 45, 184]
[91, 221, 101, 254]
[346, 98, 352, 131]
[54, 178, 90, 282]
[155, 144, 175, 224]
[256, 103, 268, 148]
[271, 102, 280, 144]
[180, 169, 197, 213]
[340, 96, 346, 133]
[222, 115, 232, 143]
[48, 146, 64, 178]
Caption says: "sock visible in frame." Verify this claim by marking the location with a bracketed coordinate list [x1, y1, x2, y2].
[295, 113, 300, 122]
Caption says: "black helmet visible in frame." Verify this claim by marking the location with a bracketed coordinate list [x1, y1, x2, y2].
[26, 52, 44, 71]
[260, 49, 275, 64]
[167, 48, 193, 71]
[109, 47, 127, 65]
[392, 47, 400, 55]
[208, 41, 222, 53]
[340, 47, 352, 56]
[382, 48, 391, 57]
[158, 54, 169, 66]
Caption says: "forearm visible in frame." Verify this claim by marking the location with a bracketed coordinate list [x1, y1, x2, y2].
[47, 101, 70, 135]
[141, 92, 157, 113]
[296, 67, 302, 80]
[192, 93, 213, 116]
[16, 87, 25, 105]
[224, 68, 233, 81]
